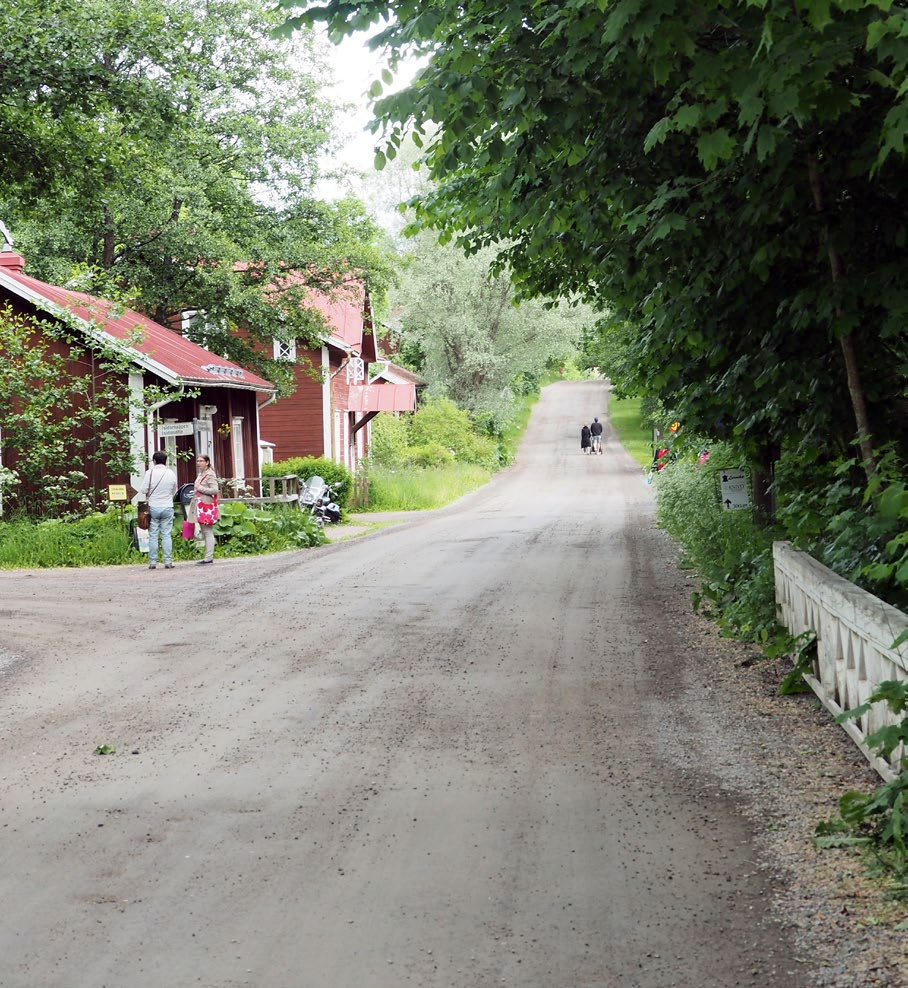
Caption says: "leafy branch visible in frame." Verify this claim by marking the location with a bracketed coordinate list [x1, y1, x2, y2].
[814, 680, 908, 883]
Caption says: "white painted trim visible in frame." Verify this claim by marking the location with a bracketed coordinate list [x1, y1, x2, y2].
[232, 416, 245, 480]
[321, 345, 332, 457]
[128, 373, 147, 493]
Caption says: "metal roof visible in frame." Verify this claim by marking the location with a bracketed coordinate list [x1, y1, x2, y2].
[0, 258, 275, 393]
[346, 382, 417, 412]
[236, 262, 368, 353]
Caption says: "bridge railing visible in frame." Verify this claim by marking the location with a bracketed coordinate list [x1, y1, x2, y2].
[773, 541, 908, 780]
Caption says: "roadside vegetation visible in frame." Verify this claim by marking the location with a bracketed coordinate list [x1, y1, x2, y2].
[630, 413, 908, 888]
[0, 503, 324, 569]
[600, 392, 908, 887]
[356, 377, 581, 511]
[355, 396, 501, 511]
[607, 395, 652, 469]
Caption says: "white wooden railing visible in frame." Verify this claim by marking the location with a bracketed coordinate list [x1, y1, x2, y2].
[773, 541, 908, 779]
[218, 475, 300, 506]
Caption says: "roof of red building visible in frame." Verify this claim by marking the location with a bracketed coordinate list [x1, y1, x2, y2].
[300, 280, 366, 351]
[239, 262, 368, 352]
[0, 253, 274, 393]
[372, 360, 427, 387]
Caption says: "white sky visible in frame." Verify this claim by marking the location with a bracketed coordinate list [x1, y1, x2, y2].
[322, 32, 388, 171]
[317, 28, 425, 196]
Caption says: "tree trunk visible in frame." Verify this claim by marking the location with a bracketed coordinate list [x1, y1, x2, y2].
[750, 442, 778, 528]
[806, 150, 876, 478]
[102, 209, 115, 269]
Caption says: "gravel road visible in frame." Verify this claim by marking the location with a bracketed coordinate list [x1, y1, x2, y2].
[0, 379, 904, 988]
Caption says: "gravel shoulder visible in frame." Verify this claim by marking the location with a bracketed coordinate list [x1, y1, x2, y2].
[657, 564, 908, 987]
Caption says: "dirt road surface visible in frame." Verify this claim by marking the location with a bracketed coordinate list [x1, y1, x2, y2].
[1, 380, 817, 987]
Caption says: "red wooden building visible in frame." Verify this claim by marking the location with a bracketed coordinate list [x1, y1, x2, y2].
[258, 277, 418, 470]
[0, 247, 276, 505]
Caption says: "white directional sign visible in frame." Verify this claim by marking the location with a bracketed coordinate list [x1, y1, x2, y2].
[719, 468, 751, 510]
[158, 421, 194, 437]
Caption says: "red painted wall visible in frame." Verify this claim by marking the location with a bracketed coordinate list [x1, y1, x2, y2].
[258, 347, 326, 460]
[0, 293, 265, 499]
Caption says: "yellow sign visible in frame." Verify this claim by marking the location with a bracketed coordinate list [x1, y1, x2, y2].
[108, 485, 128, 502]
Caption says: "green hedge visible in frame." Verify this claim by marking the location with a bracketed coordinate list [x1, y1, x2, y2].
[264, 457, 353, 507]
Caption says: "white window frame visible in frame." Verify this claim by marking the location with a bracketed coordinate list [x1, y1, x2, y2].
[273, 338, 297, 362]
[231, 416, 245, 480]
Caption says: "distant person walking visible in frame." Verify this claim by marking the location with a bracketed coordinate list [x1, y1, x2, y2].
[140, 450, 178, 570]
[590, 416, 603, 455]
[581, 424, 592, 454]
[190, 454, 220, 565]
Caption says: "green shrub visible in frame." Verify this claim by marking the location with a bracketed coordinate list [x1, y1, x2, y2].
[213, 502, 323, 553]
[370, 414, 411, 467]
[513, 370, 540, 397]
[654, 445, 779, 640]
[266, 457, 353, 508]
[410, 442, 455, 468]
[410, 397, 499, 469]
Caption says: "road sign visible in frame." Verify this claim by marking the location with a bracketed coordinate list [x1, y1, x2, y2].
[719, 468, 750, 510]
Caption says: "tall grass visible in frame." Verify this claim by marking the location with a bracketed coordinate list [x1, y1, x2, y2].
[0, 512, 137, 568]
[497, 390, 536, 464]
[365, 463, 493, 511]
[608, 395, 653, 468]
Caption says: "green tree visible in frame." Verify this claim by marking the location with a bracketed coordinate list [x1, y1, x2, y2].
[281, 0, 908, 478]
[393, 234, 584, 428]
[1, 0, 394, 392]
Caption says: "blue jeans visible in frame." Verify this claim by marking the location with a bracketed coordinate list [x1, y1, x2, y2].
[148, 505, 175, 566]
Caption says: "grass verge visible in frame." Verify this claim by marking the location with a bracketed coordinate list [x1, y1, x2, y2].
[609, 395, 652, 468]
[363, 463, 493, 511]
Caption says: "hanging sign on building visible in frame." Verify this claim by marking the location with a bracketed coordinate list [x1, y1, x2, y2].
[158, 421, 195, 437]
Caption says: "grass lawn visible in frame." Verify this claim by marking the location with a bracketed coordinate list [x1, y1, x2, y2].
[608, 395, 653, 469]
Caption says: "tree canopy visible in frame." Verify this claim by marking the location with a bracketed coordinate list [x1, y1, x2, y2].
[0, 0, 393, 392]
[392, 234, 584, 427]
[281, 0, 908, 471]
